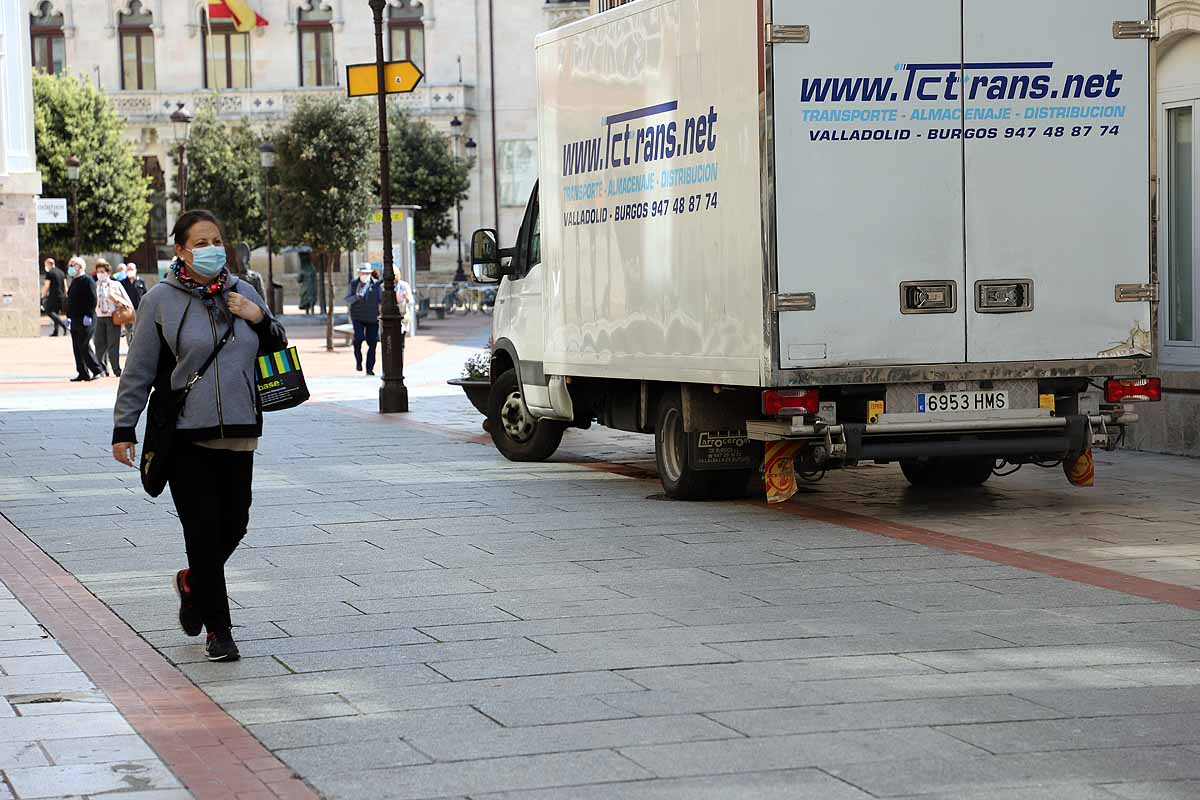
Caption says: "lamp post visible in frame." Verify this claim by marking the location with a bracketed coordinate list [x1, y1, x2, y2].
[65, 155, 81, 256]
[258, 141, 279, 314]
[170, 103, 194, 209]
[450, 116, 466, 283]
[369, 0, 408, 413]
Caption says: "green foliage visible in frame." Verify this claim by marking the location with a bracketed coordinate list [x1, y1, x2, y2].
[387, 109, 473, 254]
[170, 103, 266, 250]
[32, 72, 152, 259]
[273, 96, 378, 257]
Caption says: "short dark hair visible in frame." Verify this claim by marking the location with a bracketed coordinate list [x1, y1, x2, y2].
[172, 209, 224, 246]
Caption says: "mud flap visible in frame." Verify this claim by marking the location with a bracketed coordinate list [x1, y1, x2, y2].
[764, 441, 804, 505]
[1064, 448, 1095, 488]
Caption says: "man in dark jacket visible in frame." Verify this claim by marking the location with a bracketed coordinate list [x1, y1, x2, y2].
[347, 264, 383, 375]
[41, 258, 68, 336]
[65, 258, 103, 381]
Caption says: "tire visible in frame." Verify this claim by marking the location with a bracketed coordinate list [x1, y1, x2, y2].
[900, 457, 994, 488]
[654, 390, 716, 501]
[488, 368, 565, 462]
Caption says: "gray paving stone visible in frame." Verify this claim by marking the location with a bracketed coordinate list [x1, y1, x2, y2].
[223, 692, 361, 725]
[274, 605, 518, 637]
[826, 746, 1200, 797]
[202, 663, 447, 704]
[162, 626, 435, 663]
[897, 787, 1122, 799]
[40, 734, 156, 765]
[1016, 686, 1200, 717]
[617, 654, 939, 691]
[341, 671, 642, 714]
[476, 696, 635, 727]
[275, 738, 429, 775]
[1091, 663, 1200, 686]
[619, 726, 987, 778]
[177, 655, 292, 684]
[247, 706, 498, 749]
[0, 740, 50, 768]
[0, 712, 133, 743]
[475, 768, 875, 799]
[1103, 781, 1200, 799]
[419, 612, 679, 643]
[708, 630, 1015, 661]
[902, 643, 1200, 673]
[940, 713, 1200, 754]
[1051, 606, 1200, 624]
[275, 636, 548, 673]
[311, 749, 651, 800]
[408, 714, 738, 760]
[659, 601, 919, 628]
[5, 759, 181, 798]
[429, 645, 736, 682]
[712, 695, 1061, 736]
[965, 623, 1189, 647]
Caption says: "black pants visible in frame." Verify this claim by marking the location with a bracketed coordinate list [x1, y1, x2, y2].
[168, 442, 254, 633]
[45, 310, 68, 336]
[353, 320, 379, 372]
[69, 322, 102, 378]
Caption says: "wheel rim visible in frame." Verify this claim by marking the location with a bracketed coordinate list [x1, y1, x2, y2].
[660, 407, 685, 482]
[500, 390, 536, 443]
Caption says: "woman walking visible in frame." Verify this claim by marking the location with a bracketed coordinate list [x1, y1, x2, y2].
[111, 210, 286, 662]
[92, 260, 133, 377]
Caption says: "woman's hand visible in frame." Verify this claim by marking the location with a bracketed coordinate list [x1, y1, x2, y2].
[228, 293, 264, 324]
[113, 442, 137, 468]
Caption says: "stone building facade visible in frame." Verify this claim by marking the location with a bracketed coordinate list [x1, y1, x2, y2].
[25, 0, 588, 277]
[2, 1, 42, 337]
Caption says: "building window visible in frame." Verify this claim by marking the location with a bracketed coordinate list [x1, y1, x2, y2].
[1166, 103, 1196, 348]
[202, 13, 251, 89]
[499, 140, 538, 207]
[30, 2, 65, 75]
[388, 1, 424, 71]
[298, 7, 334, 87]
[119, 0, 156, 90]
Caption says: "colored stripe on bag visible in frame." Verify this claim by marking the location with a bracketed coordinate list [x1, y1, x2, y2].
[257, 355, 274, 378]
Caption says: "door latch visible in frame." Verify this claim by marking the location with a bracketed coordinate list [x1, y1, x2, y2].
[766, 24, 810, 45]
[900, 281, 957, 315]
[771, 292, 817, 312]
[1115, 283, 1159, 303]
[1113, 19, 1159, 40]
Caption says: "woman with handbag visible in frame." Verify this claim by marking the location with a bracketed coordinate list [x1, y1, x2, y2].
[111, 210, 287, 663]
[92, 261, 134, 377]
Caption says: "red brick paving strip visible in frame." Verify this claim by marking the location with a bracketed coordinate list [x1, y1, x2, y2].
[0, 513, 321, 800]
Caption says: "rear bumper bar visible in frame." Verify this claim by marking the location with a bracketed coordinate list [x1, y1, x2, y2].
[747, 414, 1117, 462]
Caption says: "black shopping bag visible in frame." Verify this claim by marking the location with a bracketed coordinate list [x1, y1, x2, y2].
[256, 347, 310, 412]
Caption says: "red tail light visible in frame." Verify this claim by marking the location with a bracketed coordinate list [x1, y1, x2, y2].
[1105, 378, 1162, 403]
[763, 389, 820, 416]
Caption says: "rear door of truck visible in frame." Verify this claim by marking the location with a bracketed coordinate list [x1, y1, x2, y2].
[770, 0, 1153, 370]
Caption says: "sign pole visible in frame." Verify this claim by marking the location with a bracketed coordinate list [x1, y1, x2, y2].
[369, 0, 408, 413]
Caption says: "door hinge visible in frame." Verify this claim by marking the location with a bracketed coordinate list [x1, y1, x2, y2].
[1115, 283, 1159, 302]
[1113, 19, 1159, 40]
[766, 24, 810, 45]
[771, 292, 816, 312]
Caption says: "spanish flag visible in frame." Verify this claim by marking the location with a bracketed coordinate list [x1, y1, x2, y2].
[208, 0, 268, 32]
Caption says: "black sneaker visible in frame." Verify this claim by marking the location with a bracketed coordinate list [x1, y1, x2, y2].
[205, 630, 240, 662]
[174, 570, 203, 637]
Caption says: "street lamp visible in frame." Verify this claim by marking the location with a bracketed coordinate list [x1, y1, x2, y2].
[65, 155, 81, 256]
[258, 141, 279, 314]
[450, 116, 466, 283]
[170, 103, 194, 209]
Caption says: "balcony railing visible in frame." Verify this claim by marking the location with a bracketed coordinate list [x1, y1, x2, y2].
[110, 83, 476, 123]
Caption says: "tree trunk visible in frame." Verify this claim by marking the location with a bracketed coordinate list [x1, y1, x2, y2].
[324, 251, 335, 352]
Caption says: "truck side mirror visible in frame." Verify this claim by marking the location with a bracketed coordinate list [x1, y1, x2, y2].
[471, 229, 504, 284]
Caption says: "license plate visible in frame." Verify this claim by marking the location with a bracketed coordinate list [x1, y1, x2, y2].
[918, 391, 1009, 413]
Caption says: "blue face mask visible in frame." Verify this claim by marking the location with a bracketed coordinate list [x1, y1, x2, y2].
[67, 267, 78, 278]
[187, 246, 227, 279]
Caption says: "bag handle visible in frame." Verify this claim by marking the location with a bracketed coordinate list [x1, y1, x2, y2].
[183, 320, 235, 393]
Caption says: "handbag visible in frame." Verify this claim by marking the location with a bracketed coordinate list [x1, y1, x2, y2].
[140, 320, 235, 497]
[255, 346, 310, 412]
[113, 304, 135, 326]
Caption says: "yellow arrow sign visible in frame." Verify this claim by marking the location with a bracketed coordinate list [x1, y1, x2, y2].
[346, 60, 424, 98]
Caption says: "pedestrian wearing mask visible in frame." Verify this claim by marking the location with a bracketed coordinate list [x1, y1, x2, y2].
[41, 258, 68, 337]
[116, 262, 143, 344]
[93, 261, 133, 377]
[347, 264, 382, 375]
[111, 210, 287, 663]
[65, 257, 103, 381]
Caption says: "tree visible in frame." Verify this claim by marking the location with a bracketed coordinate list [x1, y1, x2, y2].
[273, 96, 378, 350]
[387, 108, 473, 262]
[32, 72, 152, 260]
[169, 104, 266, 251]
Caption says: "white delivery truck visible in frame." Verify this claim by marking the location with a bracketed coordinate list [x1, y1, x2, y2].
[467, 0, 1164, 500]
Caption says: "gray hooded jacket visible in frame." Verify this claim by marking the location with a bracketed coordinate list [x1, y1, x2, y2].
[113, 272, 288, 445]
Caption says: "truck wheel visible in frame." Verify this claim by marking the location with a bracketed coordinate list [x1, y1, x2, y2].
[900, 457, 994, 488]
[655, 391, 714, 501]
[488, 368, 564, 462]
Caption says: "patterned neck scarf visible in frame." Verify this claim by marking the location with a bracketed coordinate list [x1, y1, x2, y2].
[171, 259, 228, 298]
